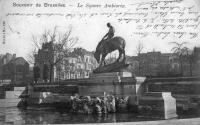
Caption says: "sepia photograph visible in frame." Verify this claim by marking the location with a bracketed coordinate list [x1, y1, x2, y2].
[0, 0, 200, 124]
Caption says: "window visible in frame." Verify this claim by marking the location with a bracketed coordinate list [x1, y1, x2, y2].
[86, 71, 89, 76]
[78, 56, 81, 62]
[77, 73, 80, 78]
[16, 65, 23, 73]
[86, 57, 88, 63]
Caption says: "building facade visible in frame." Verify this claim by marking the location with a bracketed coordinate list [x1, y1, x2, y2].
[56, 52, 98, 80]
[128, 47, 200, 77]
[34, 42, 55, 82]
[192, 47, 200, 75]
[0, 53, 29, 84]
[127, 51, 180, 77]
[34, 42, 98, 82]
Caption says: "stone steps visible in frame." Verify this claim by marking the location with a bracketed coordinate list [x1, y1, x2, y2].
[0, 86, 26, 107]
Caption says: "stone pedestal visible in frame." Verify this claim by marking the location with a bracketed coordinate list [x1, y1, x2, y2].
[139, 92, 177, 119]
[162, 92, 177, 119]
[88, 72, 132, 83]
[79, 72, 136, 97]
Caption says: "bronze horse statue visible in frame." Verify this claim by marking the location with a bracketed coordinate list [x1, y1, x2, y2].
[94, 36, 126, 67]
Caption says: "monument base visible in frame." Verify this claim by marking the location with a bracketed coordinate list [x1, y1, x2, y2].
[139, 92, 177, 119]
[88, 71, 133, 83]
[78, 71, 136, 97]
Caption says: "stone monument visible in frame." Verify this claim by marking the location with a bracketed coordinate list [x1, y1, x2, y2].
[93, 36, 127, 73]
[92, 36, 132, 80]
[81, 36, 137, 97]
[139, 92, 177, 119]
[89, 35, 177, 117]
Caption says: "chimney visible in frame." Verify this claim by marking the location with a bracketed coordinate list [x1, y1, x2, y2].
[13, 54, 16, 59]
[6, 53, 9, 57]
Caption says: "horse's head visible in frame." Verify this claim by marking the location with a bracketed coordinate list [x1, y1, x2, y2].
[94, 50, 100, 63]
[94, 39, 105, 64]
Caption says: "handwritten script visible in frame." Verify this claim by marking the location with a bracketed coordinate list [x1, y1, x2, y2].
[6, 0, 200, 39]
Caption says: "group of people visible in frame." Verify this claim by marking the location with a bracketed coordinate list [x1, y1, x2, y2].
[69, 94, 131, 114]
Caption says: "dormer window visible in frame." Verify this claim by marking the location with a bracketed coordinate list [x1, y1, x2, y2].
[44, 49, 48, 52]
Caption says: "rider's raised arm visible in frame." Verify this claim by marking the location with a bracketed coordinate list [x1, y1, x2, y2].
[103, 33, 108, 39]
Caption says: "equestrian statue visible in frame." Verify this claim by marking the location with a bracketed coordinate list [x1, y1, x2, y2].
[93, 23, 127, 73]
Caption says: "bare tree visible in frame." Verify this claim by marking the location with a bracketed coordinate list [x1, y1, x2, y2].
[29, 26, 78, 83]
[26, 29, 52, 65]
[136, 42, 144, 56]
[182, 47, 194, 76]
[170, 41, 188, 75]
[135, 41, 144, 76]
[26, 48, 37, 65]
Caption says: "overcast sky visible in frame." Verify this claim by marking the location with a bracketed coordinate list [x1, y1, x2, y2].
[0, 0, 200, 59]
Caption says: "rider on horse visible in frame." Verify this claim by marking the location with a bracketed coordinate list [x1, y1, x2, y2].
[102, 23, 115, 41]
[94, 23, 126, 69]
